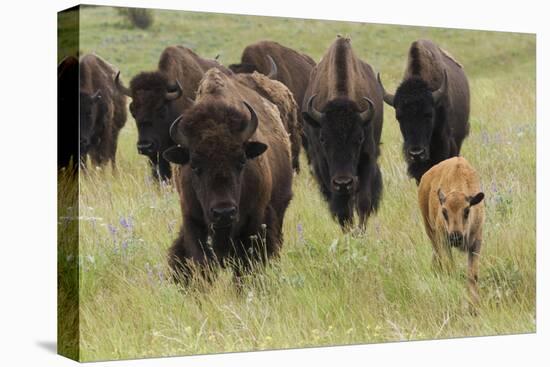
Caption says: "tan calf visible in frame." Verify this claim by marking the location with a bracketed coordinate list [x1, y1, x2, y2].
[418, 157, 485, 306]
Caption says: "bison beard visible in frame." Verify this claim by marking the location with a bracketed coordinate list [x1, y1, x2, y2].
[163, 70, 293, 284]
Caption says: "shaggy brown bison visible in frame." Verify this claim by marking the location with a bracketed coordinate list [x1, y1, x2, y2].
[229, 40, 316, 157]
[418, 157, 485, 307]
[79, 54, 127, 168]
[58, 55, 79, 171]
[163, 68, 293, 283]
[234, 71, 301, 172]
[115, 45, 228, 181]
[378, 39, 470, 183]
[302, 37, 383, 230]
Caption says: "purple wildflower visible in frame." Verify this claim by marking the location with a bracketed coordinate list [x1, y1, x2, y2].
[482, 131, 490, 145]
[108, 224, 118, 238]
[120, 216, 133, 231]
[297, 223, 304, 244]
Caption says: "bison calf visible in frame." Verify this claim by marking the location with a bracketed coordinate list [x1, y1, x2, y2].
[418, 157, 485, 307]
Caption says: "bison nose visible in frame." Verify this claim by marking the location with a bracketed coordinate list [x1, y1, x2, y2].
[449, 231, 464, 246]
[211, 206, 238, 225]
[137, 141, 155, 155]
[332, 176, 354, 193]
[408, 146, 427, 161]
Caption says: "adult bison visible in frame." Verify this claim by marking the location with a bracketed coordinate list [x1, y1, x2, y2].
[115, 45, 228, 181]
[378, 39, 470, 183]
[163, 68, 293, 283]
[229, 40, 316, 158]
[302, 37, 383, 230]
[79, 54, 127, 168]
[58, 55, 79, 171]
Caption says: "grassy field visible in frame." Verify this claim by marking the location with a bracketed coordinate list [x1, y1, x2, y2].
[61, 5, 535, 362]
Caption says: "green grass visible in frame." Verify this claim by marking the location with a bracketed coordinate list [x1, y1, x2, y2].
[64, 5, 536, 361]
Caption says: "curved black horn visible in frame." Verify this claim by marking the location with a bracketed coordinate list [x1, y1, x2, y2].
[241, 101, 259, 141]
[432, 69, 448, 103]
[266, 55, 278, 79]
[169, 115, 188, 146]
[306, 94, 324, 123]
[165, 79, 183, 101]
[359, 97, 375, 124]
[114, 71, 131, 97]
[377, 73, 395, 107]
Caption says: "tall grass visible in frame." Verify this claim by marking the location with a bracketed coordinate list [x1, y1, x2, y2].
[66, 6, 536, 361]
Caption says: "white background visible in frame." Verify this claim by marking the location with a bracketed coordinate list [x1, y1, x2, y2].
[0, 0, 547, 365]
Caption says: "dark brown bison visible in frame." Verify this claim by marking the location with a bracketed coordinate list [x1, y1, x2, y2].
[162, 68, 293, 283]
[115, 45, 228, 181]
[302, 37, 383, 230]
[79, 54, 127, 168]
[234, 71, 301, 172]
[229, 40, 316, 157]
[378, 39, 470, 183]
[58, 55, 79, 171]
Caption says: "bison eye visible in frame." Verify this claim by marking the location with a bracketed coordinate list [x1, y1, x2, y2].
[319, 135, 326, 145]
[463, 207, 470, 220]
[442, 208, 449, 222]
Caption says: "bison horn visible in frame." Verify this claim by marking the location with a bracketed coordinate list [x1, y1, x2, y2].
[432, 69, 448, 104]
[169, 115, 189, 146]
[377, 73, 395, 107]
[165, 79, 183, 101]
[359, 97, 375, 124]
[306, 94, 324, 124]
[114, 71, 131, 97]
[241, 101, 259, 141]
[266, 55, 278, 79]
[91, 89, 102, 101]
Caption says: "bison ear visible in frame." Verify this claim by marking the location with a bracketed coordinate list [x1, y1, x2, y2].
[468, 192, 485, 206]
[437, 188, 446, 205]
[302, 112, 321, 129]
[245, 141, 268, 159]
[162, 145, 189, 165]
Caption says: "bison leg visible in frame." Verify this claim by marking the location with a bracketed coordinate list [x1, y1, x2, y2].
[432, 236, 455, 274]
[157, 156, 172, 181]
[148, 154, 172, 182]
[357, 160, 383, 230]
[231, 207, 282, 287]
[167, 219, 213, 284]
[467, 238, 482, 312]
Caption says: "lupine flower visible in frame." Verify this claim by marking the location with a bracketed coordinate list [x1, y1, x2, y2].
[297, 223, 304, 244]
[108, 224, 118, 238]
[119, 216, 133, 231]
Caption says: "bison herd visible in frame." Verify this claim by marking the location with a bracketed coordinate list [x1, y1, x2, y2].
[59, 37, 486, 307]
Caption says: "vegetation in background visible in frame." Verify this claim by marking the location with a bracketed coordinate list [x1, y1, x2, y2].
[116, 7, 154, 29]
[62, 6, 536, 361]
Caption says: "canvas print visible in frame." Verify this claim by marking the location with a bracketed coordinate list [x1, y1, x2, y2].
[57, 4, 536, 362]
